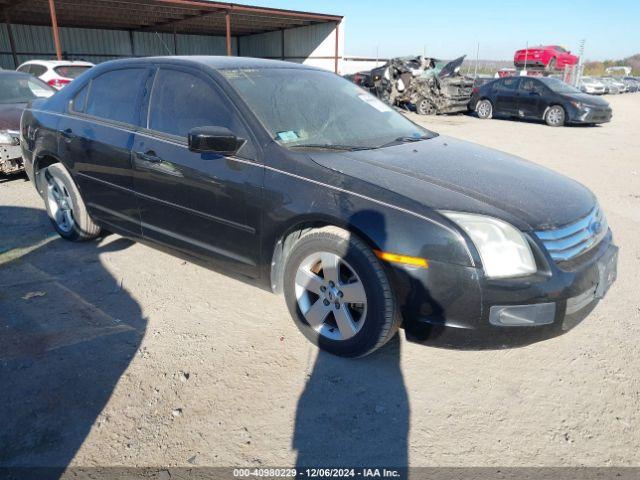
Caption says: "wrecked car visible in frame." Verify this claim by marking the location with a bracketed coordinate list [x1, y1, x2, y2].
[0, 71, 55, 175]
[363, 55, 474, 115]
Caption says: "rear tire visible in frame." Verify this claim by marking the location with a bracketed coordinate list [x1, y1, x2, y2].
[476, 99, 493, 119]
[416, 97, 436, 115]
[544, 105, 566, 127]
[283, 226, 400, 358]
[43, 163, 101, 241]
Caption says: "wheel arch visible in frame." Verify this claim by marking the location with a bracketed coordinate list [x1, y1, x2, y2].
[32, 151, 62, 197]
[543, 102, 566, 119]
[268, 213, 384, 294]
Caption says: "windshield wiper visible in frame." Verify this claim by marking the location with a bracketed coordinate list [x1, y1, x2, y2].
[287, 144, 368, 151]
[375, 135, 431, 149]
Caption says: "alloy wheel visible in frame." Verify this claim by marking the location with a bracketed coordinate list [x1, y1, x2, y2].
[294, 251, 367, 341]
[547, 106, 564, 126]
[46, 173, 75, 233]
[477, 100, 492, 118]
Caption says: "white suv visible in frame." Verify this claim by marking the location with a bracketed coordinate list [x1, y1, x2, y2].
[16, 60, 94, 90]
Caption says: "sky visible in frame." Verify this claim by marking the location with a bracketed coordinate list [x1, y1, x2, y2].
[232, 0, 640, 61]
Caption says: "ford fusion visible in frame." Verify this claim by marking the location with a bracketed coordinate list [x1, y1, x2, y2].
[20, 57, 618, 357]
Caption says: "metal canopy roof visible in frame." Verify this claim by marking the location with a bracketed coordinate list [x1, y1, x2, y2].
[0, 0, 343, 36]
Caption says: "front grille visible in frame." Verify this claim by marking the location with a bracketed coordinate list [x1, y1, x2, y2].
[535, 205, 608, 262]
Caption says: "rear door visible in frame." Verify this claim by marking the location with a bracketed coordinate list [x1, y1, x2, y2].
[494, 77, 520, 115]
[131, 66, 263, 277]
[59, 67, 153, 236]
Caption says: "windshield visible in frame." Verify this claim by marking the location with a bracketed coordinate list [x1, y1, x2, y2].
[222, 68, 434, 150]
[54, 65, 91, 79]
[538, 77, 581, 94]
[0, 74, 55, 104]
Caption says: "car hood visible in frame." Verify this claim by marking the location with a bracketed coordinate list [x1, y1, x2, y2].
[0, 103, 26, 130]
[309, 136, 595, 231]
[438, 56, 466, 79]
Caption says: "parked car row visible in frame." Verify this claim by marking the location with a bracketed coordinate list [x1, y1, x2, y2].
[579, 76, 640, 95]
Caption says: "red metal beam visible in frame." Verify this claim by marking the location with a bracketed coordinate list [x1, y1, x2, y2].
[334, 20, 339, 73]
[151, 0, 343, 22]
[48, 0, 62, 60]
[225, 10, 231, 55]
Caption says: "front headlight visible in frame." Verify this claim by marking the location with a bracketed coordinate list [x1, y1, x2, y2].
[570, 100, 586, 109]
[0, 130, 18, 146]
[441, 212, 537, 278]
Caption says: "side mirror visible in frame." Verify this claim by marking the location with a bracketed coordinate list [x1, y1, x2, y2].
[188, 126, 245, 155]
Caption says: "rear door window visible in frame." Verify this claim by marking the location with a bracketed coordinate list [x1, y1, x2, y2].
[499, 77, 519, 91]
[85, 68, 149, 126]
[30, 65, 48, 77]
[54, 65, 91, 79]
[71, 84, 89, 113]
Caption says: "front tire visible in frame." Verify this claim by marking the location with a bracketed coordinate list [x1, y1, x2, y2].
[476, 99, 493, 119]
[43, 163, 101, 241]
[544, 105, 566, 127]
[283, 226, 400, 357]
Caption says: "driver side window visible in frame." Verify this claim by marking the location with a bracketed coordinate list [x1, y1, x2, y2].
[148, 68, 254, 158]
[520, 79, 544, 95]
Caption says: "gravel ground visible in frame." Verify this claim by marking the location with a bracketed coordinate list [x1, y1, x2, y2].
[0, 94, 639, 469]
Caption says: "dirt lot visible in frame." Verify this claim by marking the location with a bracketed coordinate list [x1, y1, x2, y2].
[1, 94, 639, 469]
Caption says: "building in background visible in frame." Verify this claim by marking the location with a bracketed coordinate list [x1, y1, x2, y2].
[0, 0, 344, 73]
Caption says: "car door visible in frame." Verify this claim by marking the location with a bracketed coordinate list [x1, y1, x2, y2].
[58, 67, 153, 237]
[517, 77, 546, 119]
[494, 77, 520, 115]
[131, 66, 263, 277]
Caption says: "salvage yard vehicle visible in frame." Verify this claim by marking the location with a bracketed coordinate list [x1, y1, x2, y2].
[359, 55, 474, 115]
[0, 70, 54, 175]
[578, 76, 606, 95]
[620, 77, 639, 93]
[602, 77, 626, 94]
[471, 76, 612, 126]
[21, 57, 618, 357]
[17, 59, 94, 90]
[514, 45, 579, 71]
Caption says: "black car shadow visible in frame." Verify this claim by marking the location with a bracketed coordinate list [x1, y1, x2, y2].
[0, 172, 30, 185]
[0, 206, 145, 478]
[466, 111, 603, 128]
[293, 336, 409, 469]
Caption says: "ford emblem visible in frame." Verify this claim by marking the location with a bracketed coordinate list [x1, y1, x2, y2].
[589, 220, 602, 235]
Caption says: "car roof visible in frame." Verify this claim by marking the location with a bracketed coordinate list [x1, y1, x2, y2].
[19, 60, 94, 67]
[0, 70, 33, 78]
[94, 55, 323, 72]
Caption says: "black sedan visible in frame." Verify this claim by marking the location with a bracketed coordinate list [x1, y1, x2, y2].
[470, 76, 612, 126]
[21, 57, 617, 356]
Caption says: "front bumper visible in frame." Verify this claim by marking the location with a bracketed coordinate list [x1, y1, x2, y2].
[0, 142, 24, 175]
[569, 105, 613, 124]
[397, 232, 618, 349]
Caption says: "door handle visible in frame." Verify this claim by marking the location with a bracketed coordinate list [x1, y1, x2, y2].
[135, 150, 162, 163]
[61, 128, 75, 142]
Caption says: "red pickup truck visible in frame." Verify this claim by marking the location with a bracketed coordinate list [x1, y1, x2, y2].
[514, 45, 579, 71]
